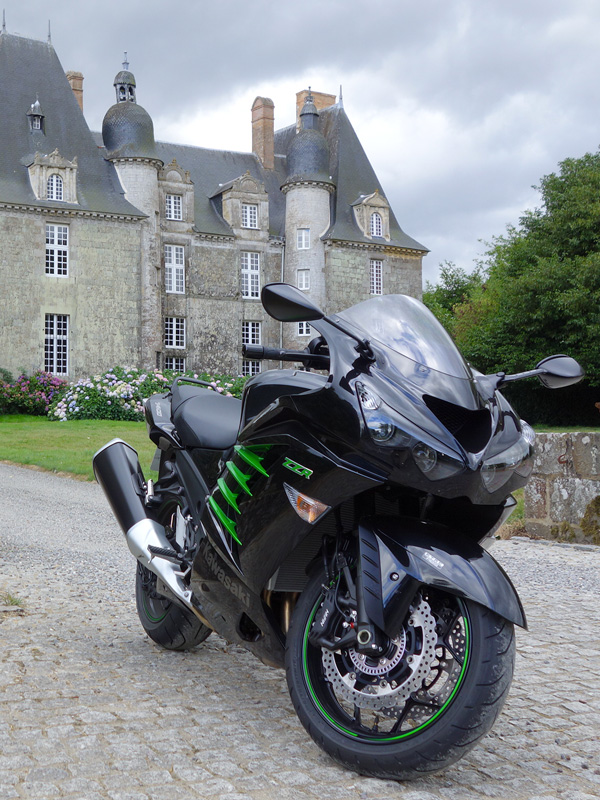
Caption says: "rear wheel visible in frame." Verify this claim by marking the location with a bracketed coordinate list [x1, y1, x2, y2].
[134, 500, 211, 651]
[285, 567, 515, 780]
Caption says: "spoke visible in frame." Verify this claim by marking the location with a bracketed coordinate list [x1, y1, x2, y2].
[353, 705, 362, 727]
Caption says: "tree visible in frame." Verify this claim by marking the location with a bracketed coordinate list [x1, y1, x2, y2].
[424, 150, 600, 424]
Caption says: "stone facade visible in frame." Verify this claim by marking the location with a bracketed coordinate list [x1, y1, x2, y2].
[524, 432, 600, 544]
[0, 32, 427, 382]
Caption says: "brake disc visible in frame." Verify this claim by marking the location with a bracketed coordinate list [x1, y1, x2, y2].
[321, 596, 438, 713]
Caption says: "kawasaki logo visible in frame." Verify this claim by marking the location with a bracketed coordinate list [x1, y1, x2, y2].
[199, 538, 250, 607]
[283, 457, 313, 480]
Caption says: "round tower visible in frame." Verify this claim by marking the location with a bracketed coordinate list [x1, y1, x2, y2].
[282, 91, 335, 349]
[102, 56, 163, 370]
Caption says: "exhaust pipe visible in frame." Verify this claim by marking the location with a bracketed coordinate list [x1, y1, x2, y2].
[93, 439, 199, 617]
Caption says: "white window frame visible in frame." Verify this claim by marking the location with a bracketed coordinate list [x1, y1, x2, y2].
[32, 116, 42, 131]
[47, 174, 63, 201]
[164, 244, 185, 294]
[370, 212, 383, 237]
[165, 193, 183, 220]
[242, 321, 261, 346]
[165, 356, 186, 373]
[242, 360, 261, 376]
[44, 314, 68, 374]
[164, 317, 186, 349]
[241, 203, 259, 229]
[370, 259, 383, 295]
[241, 251, 260, 299]
[298, 321, 311, 337]
[297, 228, 310, 249]
[297, 269, 310, 291]
[45, 224, 69, 276]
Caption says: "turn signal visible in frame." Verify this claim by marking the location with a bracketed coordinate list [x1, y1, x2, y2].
[284, 483, 330, 524]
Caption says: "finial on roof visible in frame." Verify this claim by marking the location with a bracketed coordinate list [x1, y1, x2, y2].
[123, 52, 129, 70]
[47, 20, 51, 44]
[306, 86, 314, 102]
[339, 84, 343, 107]
[2, 10, 6, 33]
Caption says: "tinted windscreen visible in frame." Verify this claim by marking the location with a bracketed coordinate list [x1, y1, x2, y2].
[337, 294, 473, 380]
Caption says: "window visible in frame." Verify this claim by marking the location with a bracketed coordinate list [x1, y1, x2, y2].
[370, 259, 383, 295]
[242, 321, 261, 346]
[46, 224, 68, 276]
[241, 252, 260, 298]
[370, 212, 383, 237]
[242, 360, 261, 376]
[164, 245, 185, 293]
[47, 174, 64, 201]
[298, 321, 311, 337]
[32, 116, 42, 130]
[165, 194, 182, 220]
[297, 269, 310, 291]
[165, 356, 186, 373]
[297, 228, 310, 249]
[241, 203, 258, 229]
[44, 314, 68, 374]
[164, 317, 186, 349]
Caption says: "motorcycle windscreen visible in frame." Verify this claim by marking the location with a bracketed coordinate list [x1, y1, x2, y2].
[337, 294, 482, 410]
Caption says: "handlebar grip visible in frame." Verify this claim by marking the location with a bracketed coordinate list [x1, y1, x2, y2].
[242, 345, 288, 359]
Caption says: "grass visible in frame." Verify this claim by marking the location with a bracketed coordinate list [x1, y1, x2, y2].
[0, 590, 25, 607]
[0, 415, 157, 481]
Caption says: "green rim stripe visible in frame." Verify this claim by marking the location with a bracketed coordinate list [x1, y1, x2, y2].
[302, 598, 471, 742]
[208, 496, 242, 544]
[234, 445, 269, 476]
[217, 477, 241, 513]
[226, 461, 252, 495]
[142, 596, 168, 623]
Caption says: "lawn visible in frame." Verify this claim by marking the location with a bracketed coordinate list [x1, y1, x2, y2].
[0, 415, 157, 481]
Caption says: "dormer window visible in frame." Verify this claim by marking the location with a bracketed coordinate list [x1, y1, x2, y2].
[27, 98, 45, 133]
[242, 203, 258, 229]
[370, 212, 383, 237]
[47, 174, 64, 202]
[352, 191, 391, 241]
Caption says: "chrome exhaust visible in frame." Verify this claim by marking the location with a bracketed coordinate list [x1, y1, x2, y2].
[93, 439, 206, 623]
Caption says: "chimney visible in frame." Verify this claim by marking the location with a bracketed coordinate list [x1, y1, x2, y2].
[251, 96, 275, 170]
[66, 71, 84, 112]
[296, 89, 336, 130]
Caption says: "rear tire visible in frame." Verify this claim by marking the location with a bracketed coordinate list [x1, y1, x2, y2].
[135, 497, 211, 651]
[285, 567, 515, 780]
[135, 563, 211, 651]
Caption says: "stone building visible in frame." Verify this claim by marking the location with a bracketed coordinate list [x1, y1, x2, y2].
[0, 29, 427, 381]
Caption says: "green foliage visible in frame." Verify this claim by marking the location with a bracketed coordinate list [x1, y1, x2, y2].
[48, 367, 248, 421]
[0, 371, 67, 415]
[422, 262, 485, 335]
[424, 149, 600, 425]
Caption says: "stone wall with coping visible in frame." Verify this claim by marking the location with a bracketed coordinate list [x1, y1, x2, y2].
[525, 432, 600, 544]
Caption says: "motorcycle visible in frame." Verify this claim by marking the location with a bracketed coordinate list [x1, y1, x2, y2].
[93, 283, 583, 780]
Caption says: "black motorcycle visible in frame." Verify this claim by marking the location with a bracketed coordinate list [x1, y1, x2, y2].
[93, 283, 583, 780]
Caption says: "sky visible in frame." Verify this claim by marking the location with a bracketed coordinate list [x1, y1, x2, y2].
[5, 0, 600, 286]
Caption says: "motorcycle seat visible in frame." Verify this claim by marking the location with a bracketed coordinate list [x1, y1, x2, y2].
[172, 386, 242, 450]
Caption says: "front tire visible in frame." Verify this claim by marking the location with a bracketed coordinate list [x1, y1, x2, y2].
[285, 568, 515, 780]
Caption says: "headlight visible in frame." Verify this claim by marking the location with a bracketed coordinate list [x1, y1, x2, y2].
[355, 381, 464, 481]
[481, 425, 534, 493]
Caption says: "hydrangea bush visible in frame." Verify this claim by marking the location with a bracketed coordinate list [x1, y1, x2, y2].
[48, 367, 247, 422]
[0, 371, 68, 415]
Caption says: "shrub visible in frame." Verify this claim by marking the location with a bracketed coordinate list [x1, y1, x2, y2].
[0, 371, 68, 415]
[48, 367, 247, 422]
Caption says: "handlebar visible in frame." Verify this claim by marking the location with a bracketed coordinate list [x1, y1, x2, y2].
[242, 344, 329, 368]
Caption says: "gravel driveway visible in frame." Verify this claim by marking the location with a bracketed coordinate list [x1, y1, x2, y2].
[1, 462, 599, 800]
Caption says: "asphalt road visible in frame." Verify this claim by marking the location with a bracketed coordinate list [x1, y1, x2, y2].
[1, 462, 599, 800]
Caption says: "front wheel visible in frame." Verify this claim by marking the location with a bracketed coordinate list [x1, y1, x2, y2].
[285, 568, 515, 780]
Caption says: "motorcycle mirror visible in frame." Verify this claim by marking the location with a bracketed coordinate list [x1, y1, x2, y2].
[534, 354, 585, 389]
[261, 283, 325, 322]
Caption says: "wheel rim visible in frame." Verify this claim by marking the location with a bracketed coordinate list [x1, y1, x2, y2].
[302, 588, 471, 742]
[138, 563, 170, 623]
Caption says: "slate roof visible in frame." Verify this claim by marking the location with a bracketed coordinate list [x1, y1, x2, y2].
[0, 32, 144, 217]
[275, 106, 428, 252]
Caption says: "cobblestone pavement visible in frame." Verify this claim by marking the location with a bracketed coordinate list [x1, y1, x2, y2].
[1, 462, 599, 800]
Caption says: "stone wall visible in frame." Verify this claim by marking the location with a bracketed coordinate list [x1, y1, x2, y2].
[525, 432, 600, 544]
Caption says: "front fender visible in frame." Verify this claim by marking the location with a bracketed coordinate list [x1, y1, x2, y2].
[358, 516, 527, 635]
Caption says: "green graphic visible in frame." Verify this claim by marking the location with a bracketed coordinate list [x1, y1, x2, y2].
[208, 445, 271, 546]
[283, 457, 313, 480]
